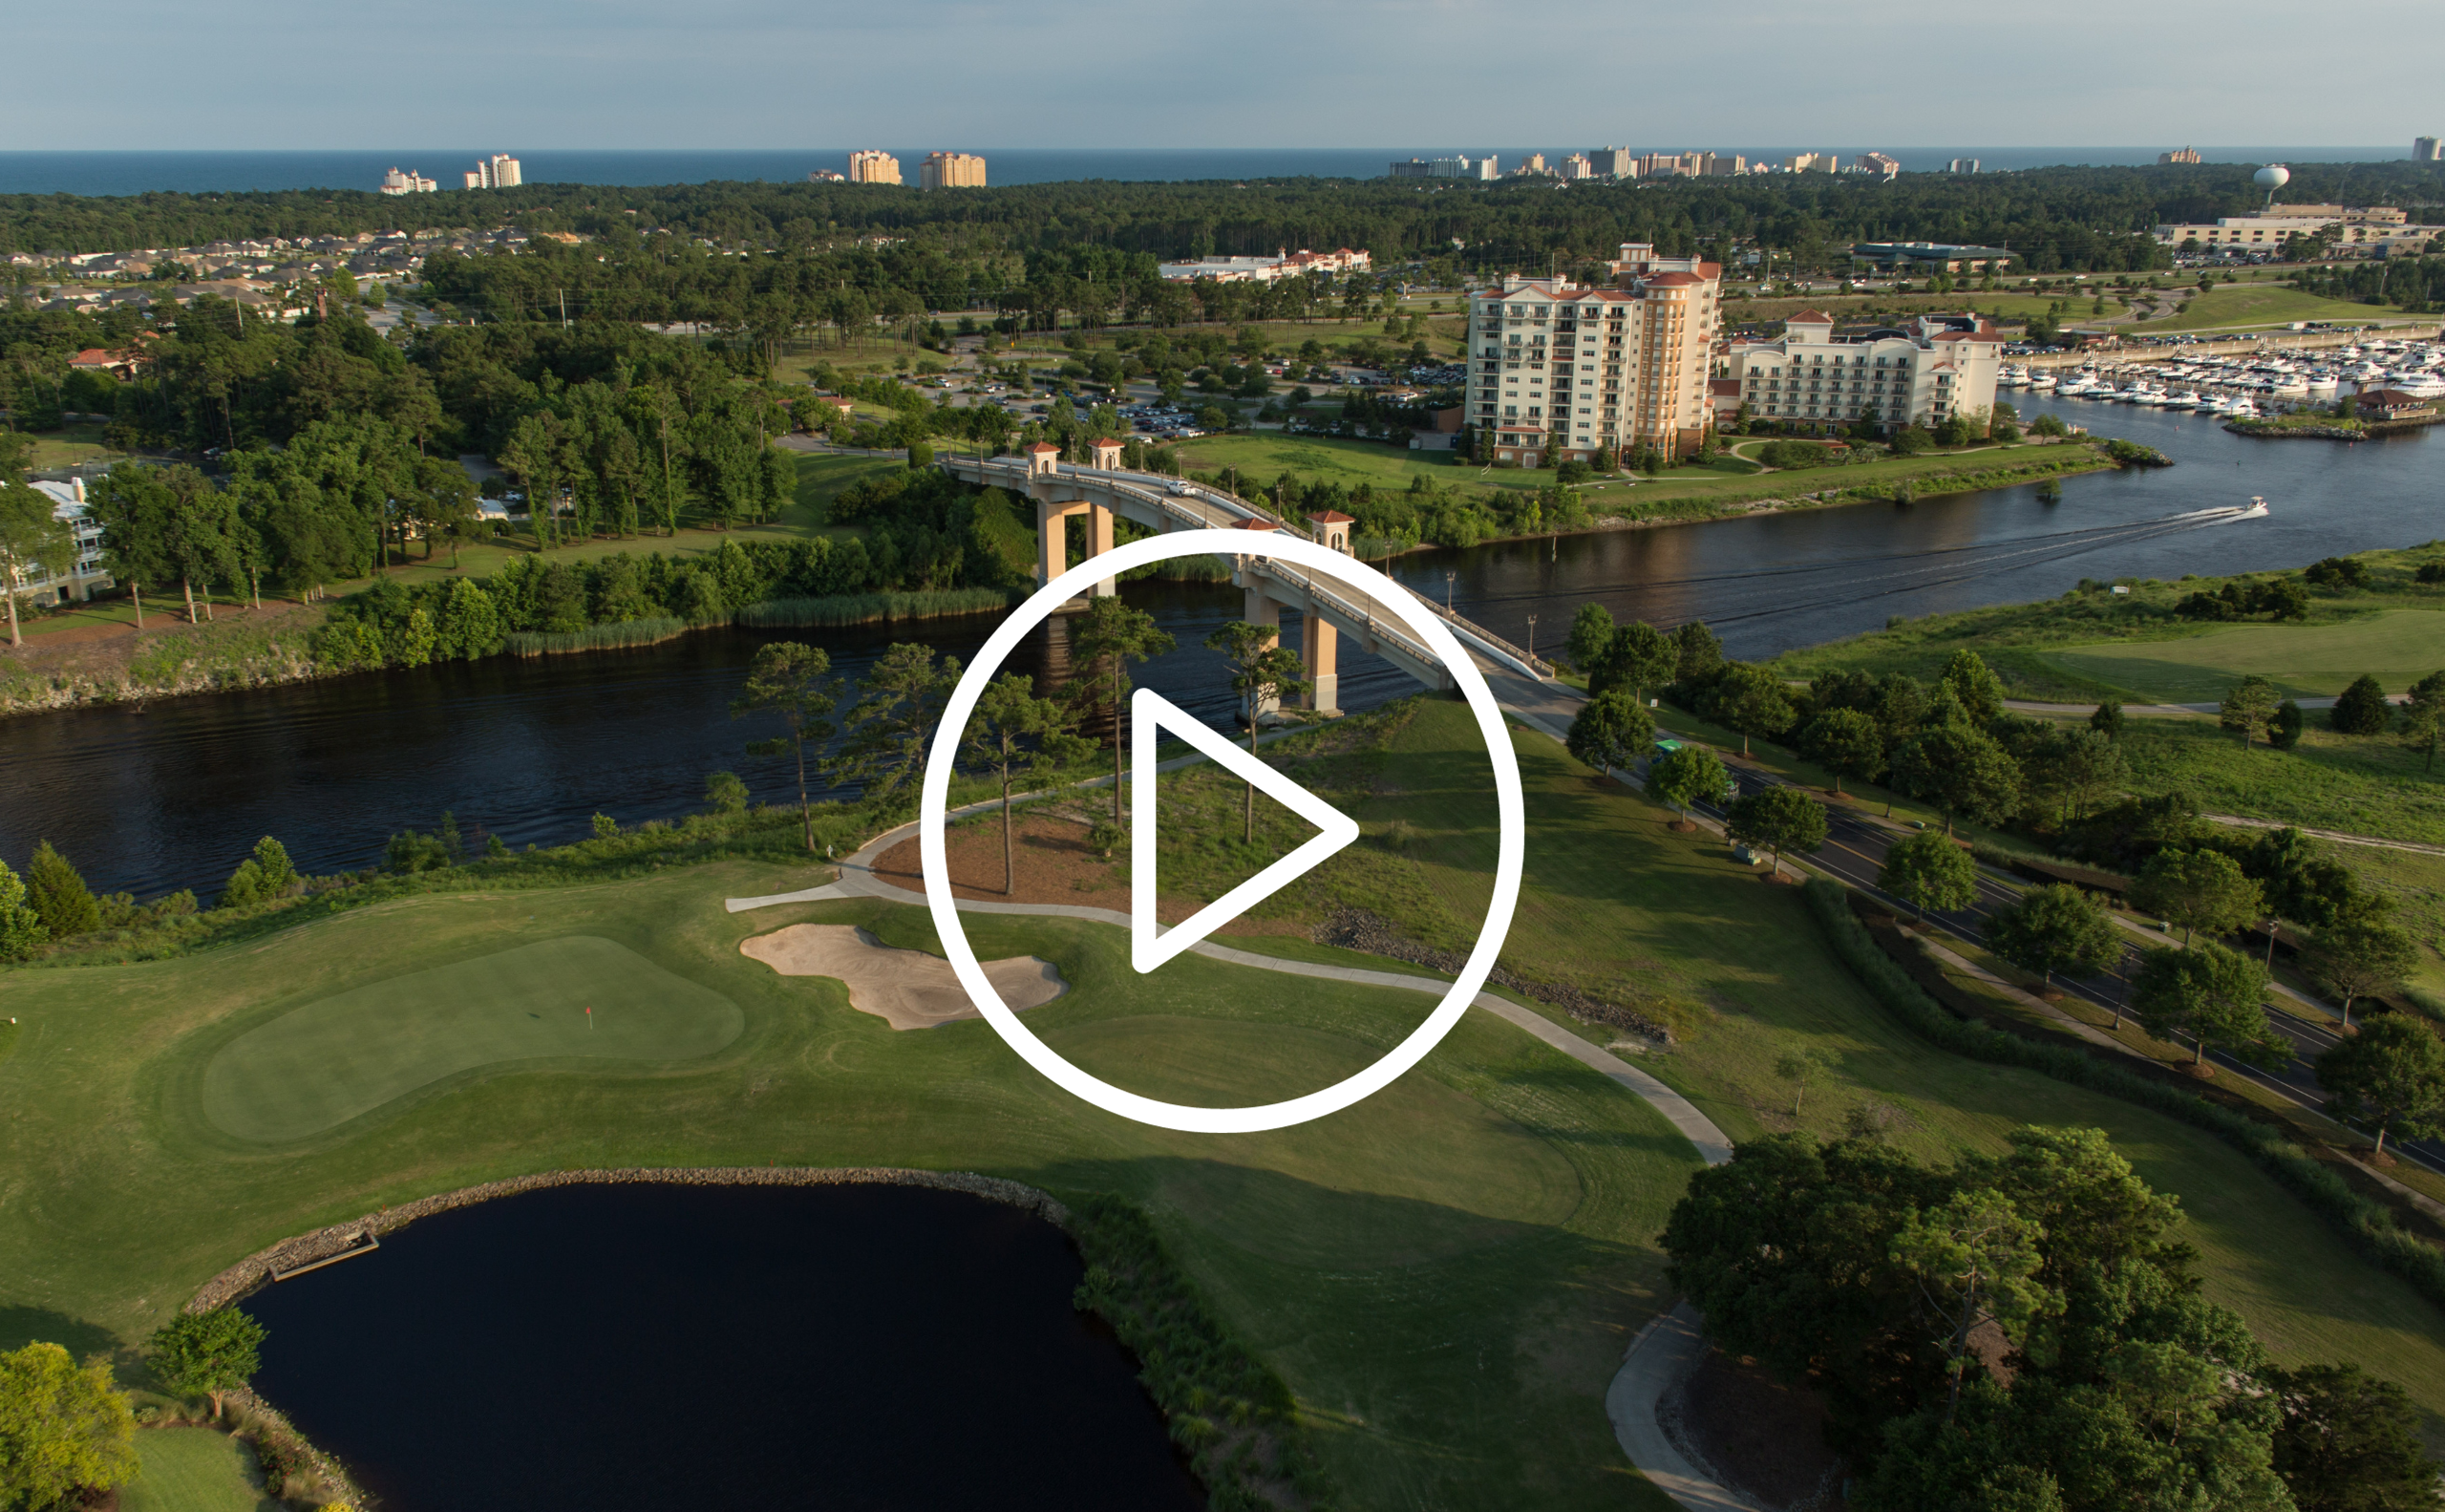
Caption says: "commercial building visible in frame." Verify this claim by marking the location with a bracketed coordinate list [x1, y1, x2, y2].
[1464, 242, 1722, 466]
[1860, 152, 1901, 181]
[2414, 137, 2441, 162]
[920, 152, 986, 188]
[377, 167, 436, 195]
[1156, 247, 1371, 283]
[1389, 155, 1498, 181]
[1720, 312, 2004, 438]
[1561, 153, 1594, 181]
[2159, 147, 2203, 165]
[2152, 203, 2413, 252]
[16, 479, 113, 607]
[1589, 147, 1634, 179]
[847, 151, 902, 185]
[1786, 152, 1839, 174]
[1851, 241, 2014, 274]
[462, 154, 521, 190]
[1947, 158, 1980, 175]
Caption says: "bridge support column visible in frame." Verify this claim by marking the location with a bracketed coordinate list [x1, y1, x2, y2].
[1089, 503, 1116, 598]
[1242, 587, 1281, 718]
[1302, 614, 1340, 715]
[1035, 498, 1090, 592]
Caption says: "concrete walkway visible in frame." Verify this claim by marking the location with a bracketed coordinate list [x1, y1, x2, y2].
[726, 794, 1747, 1507]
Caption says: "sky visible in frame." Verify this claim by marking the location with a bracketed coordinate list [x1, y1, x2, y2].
[9, 0, 2442, 151]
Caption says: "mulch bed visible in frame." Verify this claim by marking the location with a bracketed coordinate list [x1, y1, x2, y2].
[1665, 1347, 1846, 1510]
[869, 809, 1303, 933]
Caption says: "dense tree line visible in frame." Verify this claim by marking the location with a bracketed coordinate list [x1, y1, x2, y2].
[1666, 1125, 2442, 1511]
[14, 162, 2434, 272]
[2292, 253, 2445, 314]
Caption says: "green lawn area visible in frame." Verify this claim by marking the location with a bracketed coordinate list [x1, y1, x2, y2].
[1770, 543, 2445, 700]
[2097, 711, 2445, 847]
[2039, 609, 2445, 702]
[2129, 286, 2402, 332]
[121, 1428, 274, 1512]
[25, 423, 135, 472]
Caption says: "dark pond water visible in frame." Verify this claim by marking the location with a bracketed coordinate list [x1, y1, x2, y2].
[240, 1183, 1204, 1512]
[3, 394, 2434, 899]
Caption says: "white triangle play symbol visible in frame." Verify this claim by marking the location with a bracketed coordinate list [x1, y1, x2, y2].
[1130, 689, 1360, 974]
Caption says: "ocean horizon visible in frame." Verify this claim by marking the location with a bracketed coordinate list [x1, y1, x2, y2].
[0, 147, 2413, 199]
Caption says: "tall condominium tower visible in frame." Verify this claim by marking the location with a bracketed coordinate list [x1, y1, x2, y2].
[847, 151, 903, 185]
[920, 152, 987, 188]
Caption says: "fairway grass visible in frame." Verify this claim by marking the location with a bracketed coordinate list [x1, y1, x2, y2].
[201, 936, 745, 1142]
[121, 1428, 274, 1512]
[2039, 609, 2445, 701]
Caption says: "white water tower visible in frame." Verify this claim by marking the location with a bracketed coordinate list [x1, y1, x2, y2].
[2254, 162, 2290, 209]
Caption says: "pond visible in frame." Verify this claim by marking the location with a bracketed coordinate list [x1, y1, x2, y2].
[239, 1182, 1204, 1511]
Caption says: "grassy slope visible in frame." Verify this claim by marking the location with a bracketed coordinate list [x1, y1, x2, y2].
[1769, 543, 2445, 700]
[1323, 701, 2445, 1432]
[2038, 609, 2445, 702]
[121, 1428, 272, 1512]
[2130, 286, 2402, 332]
[2097, 711, 2445, 846]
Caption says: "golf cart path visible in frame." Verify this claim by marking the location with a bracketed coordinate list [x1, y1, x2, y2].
[727, 799, 1745, 1511]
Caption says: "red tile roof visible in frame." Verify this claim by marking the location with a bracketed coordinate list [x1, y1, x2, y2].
[1306, 509, 1356, 522]
[1027, 441, 1060, 453]
[1093, 437, 1119, 447]
[1232, 518, 1280, 531]
[1646, 272, 1704, 287]
[1788, 309, 1834, 324]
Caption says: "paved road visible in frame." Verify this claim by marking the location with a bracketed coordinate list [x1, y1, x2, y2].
[1478, 666, 2442, 1179]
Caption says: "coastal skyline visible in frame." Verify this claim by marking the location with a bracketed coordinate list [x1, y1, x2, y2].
[7, 0, 2441, 151]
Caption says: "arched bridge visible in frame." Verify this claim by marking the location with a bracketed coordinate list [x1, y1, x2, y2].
[941, 451, 1546, 714]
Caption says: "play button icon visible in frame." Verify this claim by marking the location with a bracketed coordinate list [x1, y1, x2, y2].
[919, 526, 1522, 1134]
[1129, 690, 1360, 974]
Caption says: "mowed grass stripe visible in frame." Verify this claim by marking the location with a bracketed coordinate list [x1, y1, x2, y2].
[202, 937, 743, 1142]
[2040, 609, 2445, 702]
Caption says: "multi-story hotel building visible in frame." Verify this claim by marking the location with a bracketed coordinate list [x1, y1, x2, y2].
[462, 154, 521, 190]
[920, 152, 986, 188]
[1464, 243, 1721, 466]
[1720, 312, 2004, 437]
[847, 151, 903, 185]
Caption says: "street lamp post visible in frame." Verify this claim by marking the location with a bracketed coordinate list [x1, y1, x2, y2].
[1444, 571, 1456, 611]
[1526, 613, 1538, 665]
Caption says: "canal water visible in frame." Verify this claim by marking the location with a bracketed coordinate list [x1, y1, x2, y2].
[3, 395, 2434, 899]
[240, 1182, 1205, 1512]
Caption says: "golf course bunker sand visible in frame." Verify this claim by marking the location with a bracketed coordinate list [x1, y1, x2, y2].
[203, 937, 745, 1143]
[740, 925, 1065, 1030]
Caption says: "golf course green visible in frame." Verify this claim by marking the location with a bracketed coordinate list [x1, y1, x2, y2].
[202, 936, 744, 1142]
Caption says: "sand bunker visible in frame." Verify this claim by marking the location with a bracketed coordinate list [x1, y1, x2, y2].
[740, 925, 1066, 1031]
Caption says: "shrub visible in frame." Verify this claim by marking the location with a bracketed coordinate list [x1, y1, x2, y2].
[1758, 439, 1827, 469]
[2330, 674, 2392, 735]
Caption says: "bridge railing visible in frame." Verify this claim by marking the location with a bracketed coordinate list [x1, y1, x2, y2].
[943, 458, 1543, 680]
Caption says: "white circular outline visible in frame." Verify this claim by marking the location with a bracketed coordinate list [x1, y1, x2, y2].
[919, 523, 1524, 1134]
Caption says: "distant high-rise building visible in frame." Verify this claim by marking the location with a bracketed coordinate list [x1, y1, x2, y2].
[2415, 137, 2443, 162]
[379, 167, 436, 195]
[1785, 152, 1837, 174]
[1947, 158, 1980, 175]
[1389, 155, 1497, 180]
[1860, 153, 1901, 181]
[1589, 146, 1635, 179]
[847, 151, 903, 185]
[1698, 153, 1745, 177]
[920, 151, 987, 188]
[462, 154, 521, 190]
[1561, 153, 1593, 181]
[2159, 146, 2203, 165]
